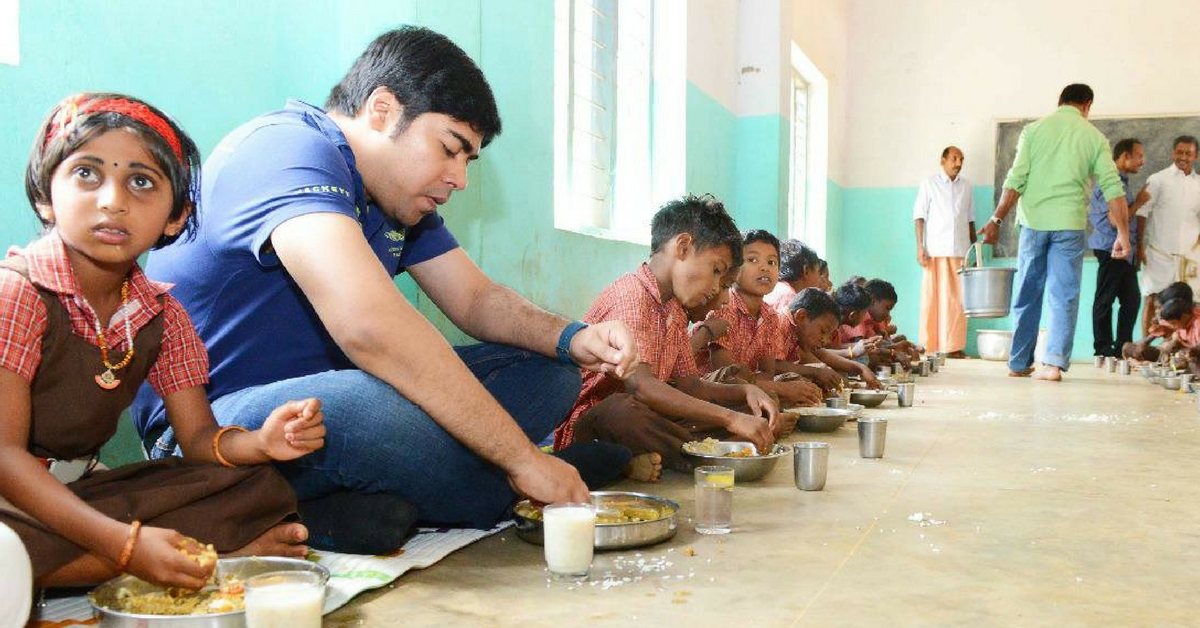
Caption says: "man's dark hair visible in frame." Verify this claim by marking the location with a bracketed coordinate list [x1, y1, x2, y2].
[941, 146, 961, 159]
[833, 282, 871, 316]
[1112, 138, 1141, 161]
[1158, 282, 1194, 305]
[864, 278, 898, 304]
[326, 26, 502, 146]
[778, 239, 819, 281]
[650, 194, 743, 268]
[1173, 135, 1199, 152]
[743, 230, 780, 255]
[1058, 83, 1094, 106]
[1159, 298, 1192, 322]
[788, 287, 839, 319]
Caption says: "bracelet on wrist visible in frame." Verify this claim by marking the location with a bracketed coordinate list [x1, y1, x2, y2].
[115, 520, 142, 572]
[212, 425, 249, 468]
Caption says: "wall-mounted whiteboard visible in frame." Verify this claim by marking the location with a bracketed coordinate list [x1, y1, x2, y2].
[991, 113, 1200, 258]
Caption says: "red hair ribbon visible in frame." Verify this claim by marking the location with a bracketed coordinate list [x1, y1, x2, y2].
[44, 95, 184, 164]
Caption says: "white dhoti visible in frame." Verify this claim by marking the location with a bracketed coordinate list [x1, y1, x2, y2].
[1139, 243, 1200, 297]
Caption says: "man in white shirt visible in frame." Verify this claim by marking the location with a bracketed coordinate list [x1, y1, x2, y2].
[914, 146, 976, 357]
[1136, 135, 1200, 334]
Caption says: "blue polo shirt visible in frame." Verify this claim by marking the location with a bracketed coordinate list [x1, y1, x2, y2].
[1087, 172, 1137, 260]
[131, 101, 458, 438]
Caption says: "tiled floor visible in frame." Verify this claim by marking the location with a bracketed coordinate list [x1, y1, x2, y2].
[326, 359, 1200, 627]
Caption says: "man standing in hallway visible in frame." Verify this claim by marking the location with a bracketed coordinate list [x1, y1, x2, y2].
[914, 146, 975, 358]
[1089, 138, 1147, 358]
[980, 84, 1131, 382]
[1136, 135, 1200, 334]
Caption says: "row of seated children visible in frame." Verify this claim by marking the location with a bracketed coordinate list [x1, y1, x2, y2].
[553, 195, 892, 481]
[552, 195, 782, 481]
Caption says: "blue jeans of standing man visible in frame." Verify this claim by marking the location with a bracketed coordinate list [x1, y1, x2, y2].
[148, 343, 582, 529]
[1008, 228, 1086, 372]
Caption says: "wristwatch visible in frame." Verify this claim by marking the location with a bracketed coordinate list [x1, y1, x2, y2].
[989, 215, 1003, 226]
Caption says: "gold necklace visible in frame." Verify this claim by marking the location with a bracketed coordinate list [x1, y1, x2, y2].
[90, 278, 135, 390]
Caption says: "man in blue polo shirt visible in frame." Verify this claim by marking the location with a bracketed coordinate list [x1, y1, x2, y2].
[1088, 138, 1147, 358]
[132, 27, 638, 552]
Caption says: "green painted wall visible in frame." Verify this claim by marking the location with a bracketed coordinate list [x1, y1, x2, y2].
[831, 184, 1121, 361]
[732, 114, 789, 235]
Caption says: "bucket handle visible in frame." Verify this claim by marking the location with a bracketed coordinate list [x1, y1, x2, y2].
[964, 241, 985, 269]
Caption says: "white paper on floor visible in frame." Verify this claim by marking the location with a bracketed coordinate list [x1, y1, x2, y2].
[32, 522, 511, 625]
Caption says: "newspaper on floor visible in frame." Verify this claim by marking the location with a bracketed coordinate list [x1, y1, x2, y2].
[31, 522, 511, 626]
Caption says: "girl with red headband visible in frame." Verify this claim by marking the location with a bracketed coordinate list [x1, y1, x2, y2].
[0, 93, 327, 591]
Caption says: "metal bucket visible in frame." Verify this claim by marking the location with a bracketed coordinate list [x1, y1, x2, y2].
[959, 243, 1017, 318]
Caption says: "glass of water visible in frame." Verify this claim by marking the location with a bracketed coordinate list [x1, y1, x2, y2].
[694, 466, 734, 534]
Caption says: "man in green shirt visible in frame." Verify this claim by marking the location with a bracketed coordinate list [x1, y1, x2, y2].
[980, 84, 1132, 381]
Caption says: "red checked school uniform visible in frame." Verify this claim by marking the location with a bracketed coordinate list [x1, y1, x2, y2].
[696, 287, 781, 372]
[1176, 307, 1200, 346]
[763, 281, 797, 314]
[554, 263, 699, 449]
[0, 231, 296, 578]
[0, 231, 209, 394]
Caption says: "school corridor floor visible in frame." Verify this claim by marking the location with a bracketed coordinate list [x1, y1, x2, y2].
[325, 359, 1200, 627]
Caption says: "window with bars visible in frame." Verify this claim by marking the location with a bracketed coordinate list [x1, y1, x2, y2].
[553, 0, 684, 245]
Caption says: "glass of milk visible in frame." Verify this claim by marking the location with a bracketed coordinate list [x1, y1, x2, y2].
[542, 502, 596, 581]
[244, 570, 325, 628]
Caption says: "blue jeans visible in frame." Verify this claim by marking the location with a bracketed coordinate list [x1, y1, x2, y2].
[1008, 228, 1085, 371]
[149, 343, 581, 528]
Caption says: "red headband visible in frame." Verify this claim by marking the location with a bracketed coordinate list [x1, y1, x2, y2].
[43, 95, 184, 164]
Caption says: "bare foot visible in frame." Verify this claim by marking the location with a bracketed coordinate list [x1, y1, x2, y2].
[1033, 366, 1062, 382]
[227, 523, 309, 558]
[1008, 367, 1034, 377]
[624, 453, 663, 482]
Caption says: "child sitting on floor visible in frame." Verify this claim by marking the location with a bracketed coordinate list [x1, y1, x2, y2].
[857, 279, 923, 364]
[696, 230, 822, 417]
[554, 195, 779, 478]
[817, 259, 834, 292]
[763, 239, 821, 312]
[0, 93, 326, 590]
[777, 289, 882, 389]
[1124, 282, 1193, 362]
[829, 281, 881, 362]
[1152, 298, 1200, 372]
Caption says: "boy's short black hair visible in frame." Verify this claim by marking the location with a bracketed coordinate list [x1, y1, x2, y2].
[1159, 298, 1192, 322]
[864, 278, 898, 304]
[847, 275, 867, 286]
[778, 239, 819, 281]
[833, 282, 871, 316]
[326, 26, 502, 147]
[743, 230, 780, 254]
[1058, 83, 1094, 106]
[650, 194, 743, 268]
[1112, 138, 1141, 161]
[1158, 282, 1194, 306]
[817, 258, 828, 273]
[788, 287, 838, 319]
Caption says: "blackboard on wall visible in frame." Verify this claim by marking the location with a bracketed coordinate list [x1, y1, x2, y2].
[992, 113, 1200, 257]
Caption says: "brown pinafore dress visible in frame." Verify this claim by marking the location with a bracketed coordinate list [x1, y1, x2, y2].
[0, 258, 298, 578]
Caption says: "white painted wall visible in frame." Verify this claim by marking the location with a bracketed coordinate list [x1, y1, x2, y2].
[736, 0, 783, 117]
[790, 0, 849, 183]
[687, 0, 739, 110]
[843, 0, 1200, 189]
